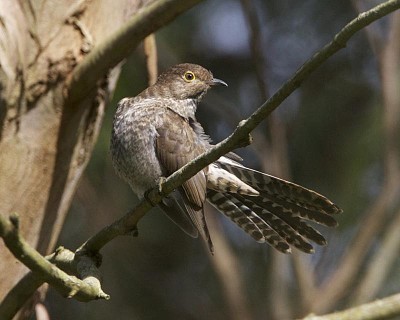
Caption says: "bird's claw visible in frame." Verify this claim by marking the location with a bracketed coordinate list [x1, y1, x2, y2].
[144, 177, 166, 207]
[158, 176, 167, 194]
[144, 189, 157, 207]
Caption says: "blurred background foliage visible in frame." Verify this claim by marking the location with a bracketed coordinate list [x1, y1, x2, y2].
[46, 0, 400, 319]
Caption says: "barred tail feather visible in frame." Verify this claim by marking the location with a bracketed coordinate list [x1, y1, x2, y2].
[207, 190, 265, 242]
[209, 157, 342, 253]
[233, 194, 315, 253]
[257, 191, 338, 227]
[240, 194, 327, 246]
[217, 157, 342, 217]
[207, 190, 292, 253]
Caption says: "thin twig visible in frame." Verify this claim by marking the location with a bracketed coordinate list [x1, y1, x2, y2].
[301, 293, 400, 320]
[351, 0, 384, 56]
[78, 200, 152, 254]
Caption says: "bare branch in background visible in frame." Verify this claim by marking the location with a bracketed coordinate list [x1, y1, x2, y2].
[34, 303, 50, 320]
[239, 0, 292, 316]
[312, 187, 397, 313]
[239, 0, 270, 100]
[292, 253, 319, 313]
[350, 10, 400, 305]
[144, 34, 158, 85]
[351, 207, 400, 305]
[207, 212, 253, 320]
[240, 0, 316, 317]
[311, 9, 400, 314]
[0, 271, 44, 320]
[380, 15, 400, 190]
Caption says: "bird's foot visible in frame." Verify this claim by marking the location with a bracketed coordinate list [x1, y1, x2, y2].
[144, 189, 157, 207]
[144, 177, 166, 206]
[236, 120, 253, 147]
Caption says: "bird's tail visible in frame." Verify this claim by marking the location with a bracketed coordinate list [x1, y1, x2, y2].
[207, 157, 342, 253]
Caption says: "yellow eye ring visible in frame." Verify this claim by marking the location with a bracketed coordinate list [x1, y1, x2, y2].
[183, 71, 195, 82]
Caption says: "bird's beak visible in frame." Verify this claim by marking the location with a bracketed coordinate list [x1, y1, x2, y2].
[211, 78, 228, 87]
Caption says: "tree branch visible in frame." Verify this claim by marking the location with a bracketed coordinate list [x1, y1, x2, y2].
[0, 214, 109, 320]
[302, 293, 400, 320]
[66, 0, 203, 104]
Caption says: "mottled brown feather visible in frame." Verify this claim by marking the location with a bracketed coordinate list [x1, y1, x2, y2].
[155, 109, 208, 209]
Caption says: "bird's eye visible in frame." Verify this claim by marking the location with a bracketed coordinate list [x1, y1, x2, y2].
[183, 71, 195, 82]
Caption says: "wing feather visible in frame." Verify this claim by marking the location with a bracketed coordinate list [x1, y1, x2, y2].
[155, 108, 212, 251]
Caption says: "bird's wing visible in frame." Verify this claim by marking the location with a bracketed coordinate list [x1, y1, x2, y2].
[159, 191, 198, 238]
[155, 108, 213, 252]
[156, 109, 208, 208]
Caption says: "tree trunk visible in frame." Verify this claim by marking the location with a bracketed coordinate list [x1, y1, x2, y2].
[0, 0, 145, 308]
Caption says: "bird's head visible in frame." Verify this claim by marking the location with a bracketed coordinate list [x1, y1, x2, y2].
[155, 63, 227, 101]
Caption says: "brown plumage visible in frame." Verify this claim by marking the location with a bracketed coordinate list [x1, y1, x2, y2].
[110, 63, 342, 254]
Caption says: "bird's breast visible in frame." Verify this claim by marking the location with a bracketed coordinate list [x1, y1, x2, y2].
[110, 100, 164, 197]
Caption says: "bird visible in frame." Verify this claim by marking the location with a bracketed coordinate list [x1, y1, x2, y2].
[110, 63, 342, 254]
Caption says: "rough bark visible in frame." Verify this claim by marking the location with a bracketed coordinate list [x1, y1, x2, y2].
[0, 0, 142, 305]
